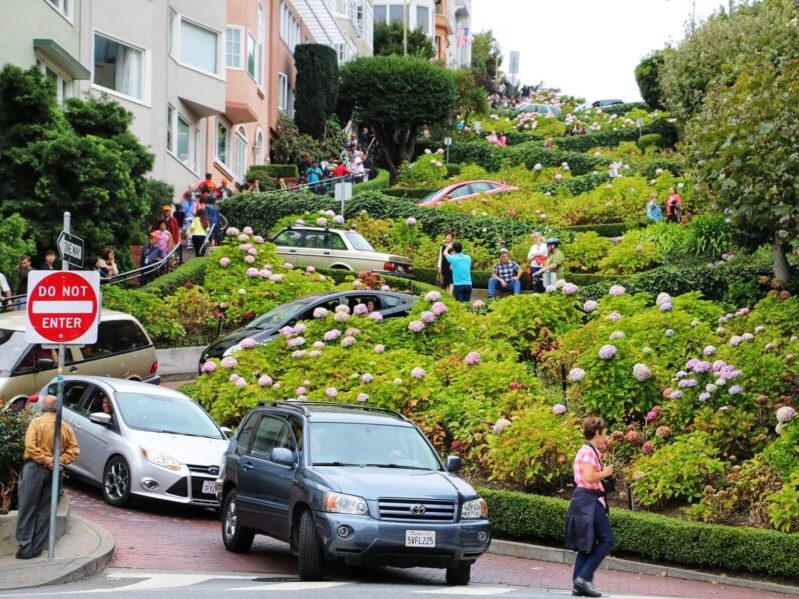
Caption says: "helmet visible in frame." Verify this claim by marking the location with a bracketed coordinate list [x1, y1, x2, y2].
[546, 237, 561, 245]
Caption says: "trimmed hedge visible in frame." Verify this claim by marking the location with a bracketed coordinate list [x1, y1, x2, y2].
[597, 102, 649, 116]
[480, 488, 799, 579]
[637, 133, 663, 151]
[446, 163, 462, 177]
[552, 119, 677, 153]
[536, 172, 612, 196]
[381, 188, 436, 200]
[562, 222, 639, 238]
[245, 164, 299, 180]
[141, 258, 208, 296]
[638, 158, 684, 179]
[356, 168, 390, 191]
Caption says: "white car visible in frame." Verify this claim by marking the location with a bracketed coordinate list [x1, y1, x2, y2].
[34, 376, 229, 507]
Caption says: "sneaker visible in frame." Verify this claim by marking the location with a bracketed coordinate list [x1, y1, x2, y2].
[574, 577, 601, 598]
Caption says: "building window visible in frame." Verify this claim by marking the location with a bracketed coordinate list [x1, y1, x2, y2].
[217, 121, 229, 166]
[180, 19, 219, 74]
[254, 129, 264, 165]
[373, 4, 386, 24]
[226, 26, 243, 68]
[333, 43, 345, 65]
[278, 73, 289, 113]
[388, 5, 404, 24]
[233, 126, 247, 182]
[247, 33, 256, 78]
[177, 115, 192, 169]
[416, 6, 430, 34]
[280, 1, 301, 53]
[93, 32, 144, 101]
[45, 0, 70, 19]
[256, 3, 265, 87]
[167, 105, 175, 152]
[355, 0, 365, 37]
[37, 58, 73, 105]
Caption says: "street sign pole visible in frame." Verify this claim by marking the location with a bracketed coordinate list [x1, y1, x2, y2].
[47, 212, 69, 560]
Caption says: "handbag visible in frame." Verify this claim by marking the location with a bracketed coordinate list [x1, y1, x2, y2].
[585, 444, 616, 494]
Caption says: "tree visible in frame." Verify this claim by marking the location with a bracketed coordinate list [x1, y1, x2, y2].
[373, 22, 436, 59]
[685, 59, 799, 282]
[0, 66, 154, 259]
[0, 214, 36, 286]
[294, 44, 340, 139]
[339, 56, 456, 181]
[635, 50, 666, 110]
[454, 69, 488, 117]
[470, 30, 502, 90]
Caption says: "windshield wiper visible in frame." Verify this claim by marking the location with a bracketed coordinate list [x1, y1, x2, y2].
[152, 429, 208, 437]
[312, 461, 362, 467]
[364, 463, 434, 471]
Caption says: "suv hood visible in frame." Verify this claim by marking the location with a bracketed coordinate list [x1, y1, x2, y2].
[314, 467, 476, 500]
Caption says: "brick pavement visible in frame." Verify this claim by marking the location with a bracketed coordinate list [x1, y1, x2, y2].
[68, 482, 792, 599]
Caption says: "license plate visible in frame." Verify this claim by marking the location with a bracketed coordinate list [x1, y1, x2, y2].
[201, 480, 216, 495]
[405, 530, 435, 547]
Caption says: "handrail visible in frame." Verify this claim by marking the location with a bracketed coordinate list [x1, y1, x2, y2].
[262, 170, 373, 195]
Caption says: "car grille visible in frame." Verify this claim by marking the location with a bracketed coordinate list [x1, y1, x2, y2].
[188, 464, 221, 477]
[166, 478, 188, 497]
[377, 498, 455, 522]
[164, 465, 219, 505]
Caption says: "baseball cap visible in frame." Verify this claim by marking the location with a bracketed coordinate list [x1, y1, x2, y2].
[162, 204, 172, 211]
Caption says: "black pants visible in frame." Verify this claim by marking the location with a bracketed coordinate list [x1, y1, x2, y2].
[192, 235, 207, 257]
[453, 285, 472, 302]
[16, 461, 54, 557]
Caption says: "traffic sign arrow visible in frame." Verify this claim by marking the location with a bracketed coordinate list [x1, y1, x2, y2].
[57, 231, 84, 268]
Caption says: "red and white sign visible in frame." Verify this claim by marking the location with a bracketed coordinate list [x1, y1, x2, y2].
[25, 271, 101, 345]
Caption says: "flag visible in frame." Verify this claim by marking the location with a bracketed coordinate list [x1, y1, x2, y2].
[457, 27, 469, 48]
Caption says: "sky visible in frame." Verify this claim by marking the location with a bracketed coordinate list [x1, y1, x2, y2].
[470, 0, 732, 102]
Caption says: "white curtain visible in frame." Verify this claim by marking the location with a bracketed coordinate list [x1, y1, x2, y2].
[115, 44, 142, 100]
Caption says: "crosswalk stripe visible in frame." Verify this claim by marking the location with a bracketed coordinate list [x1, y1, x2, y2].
[416, 587, 514, 596]
[230, 581, 352, 591]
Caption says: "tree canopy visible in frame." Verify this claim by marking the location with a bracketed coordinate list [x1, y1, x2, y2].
[339, 56, 456, 181]
[470, 30, 502, 90]
[635, 50, 666, 110]
[373, 22, 435, 59]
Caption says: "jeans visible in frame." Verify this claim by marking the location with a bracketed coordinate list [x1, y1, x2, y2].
[573, 499, 615, 583]
[453, 285, 472, 302]
[487, 278, 521, 297]
[16, 462, 53, 557]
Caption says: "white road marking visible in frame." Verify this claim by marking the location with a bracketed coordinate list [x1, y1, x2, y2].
[416, 587, 514, 596]
[230, 581, 352, 591]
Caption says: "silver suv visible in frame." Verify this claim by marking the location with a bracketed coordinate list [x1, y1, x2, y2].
[271, 226, 413, 276]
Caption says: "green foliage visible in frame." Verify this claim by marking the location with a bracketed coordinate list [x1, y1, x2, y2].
[294, 44, 340, 139]
[470, 30, 502, 90]
[453, 68, 489, 117]
[102, 285, 187, 346]
[687, 214, 732, 258]
[339, 56, 456, 179]
[141, 178, 176, 242]
[397, 153, 448, 188]
[631, 432, 727, 507]
[639, 221, 690, 259]
[356, 167, 391, 191]
[598, 230, 662, 275]
[373, 22, 435, 59]
[0, 410, 31, 511]
[269, 115, 320, 165]
[246, 164, 299, 181]
[141, 258, 208, 296]
[635, 50, 666, 110]
[479, 487, 799, 578]
[637, 133, 662, 151]
[0, 213, 36, 288]
[566, 232, 612, 273]
[767, 472, 799, 532]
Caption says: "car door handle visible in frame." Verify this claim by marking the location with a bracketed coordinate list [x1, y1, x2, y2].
[242, 461, 254, 470]
[323, 251, 330, 255]
[68, 366, 79, 373]
[288, 249, 296, 253]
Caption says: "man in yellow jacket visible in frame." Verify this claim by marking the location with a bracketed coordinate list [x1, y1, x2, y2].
[16, 395, 80, 559]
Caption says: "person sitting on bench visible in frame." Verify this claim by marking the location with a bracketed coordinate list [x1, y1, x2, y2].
[488, 248, 522, 298]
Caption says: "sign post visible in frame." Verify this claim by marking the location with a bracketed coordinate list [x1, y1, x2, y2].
[57, 230, 84, 270]
[25, 213, 100, 560]
[335, 181, 353, 218]
[444, 137, 452, 165]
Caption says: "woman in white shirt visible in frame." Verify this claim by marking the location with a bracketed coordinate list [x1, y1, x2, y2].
[527, 231, 548, 292]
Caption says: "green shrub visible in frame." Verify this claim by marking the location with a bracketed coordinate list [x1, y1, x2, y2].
[445, 163, 462, 177]
[638, 158, 684, 179]
[563, 222, 638, 237]
[601, 102, 649, 116]
[566, 232, 612, 273]
[397, 153, 448, 188]
[356, 167, 390, 191]
[536, 172, 612, 196]
[0, 411, 31, 511]
[380, 188, 435, 199]
[479, 487, 799, 578]
[639, 221, 690, 258]
[598, 231, 662, 275]
[245, 164, 300, 181]
[637, 133, 663, 151]
[554, 128, 641, 153]
[294, 44, 339, 139]
[141, 258, 208, 296]
[687, 214, 732, 259]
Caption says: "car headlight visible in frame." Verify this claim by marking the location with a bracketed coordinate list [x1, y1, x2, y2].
[323, 492, 368, 515]
[140, 447, 182, 471]
[461, 497, 488, 520]
[222, 344, 240, 357]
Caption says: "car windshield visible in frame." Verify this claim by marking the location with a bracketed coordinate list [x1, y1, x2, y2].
[0, 329, 26, 370]
[419, 190, 439, 203]
[115, 392, 223, 438]
[345, 232, 375, 252]
[245, 298, 315, 330]
[310, 422, 441, 470]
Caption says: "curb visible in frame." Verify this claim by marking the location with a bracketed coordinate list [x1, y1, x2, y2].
[159, 371, 199, 383]
[488, 539, 799, 596]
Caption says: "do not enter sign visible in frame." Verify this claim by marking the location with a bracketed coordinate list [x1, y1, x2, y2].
[25, 271, 101, 345]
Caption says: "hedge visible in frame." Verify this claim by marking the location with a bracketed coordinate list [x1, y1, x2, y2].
[356, 168, 390, 191]
[140, 258, 208, 296]
[596, 101, 649, 116]
[536, 172, 612, 196]
[245, 164, 300, 181]
[638, 158, 684, 179]
[637, 133, 663, 151]
[562, 222, 639, 238]
[552, 119, 678, 153]
[479, 488, 799, 579]
[381, 188, 436, 200]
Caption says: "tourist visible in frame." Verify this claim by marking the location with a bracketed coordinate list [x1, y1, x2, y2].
[41, 251, 56, 271]
[565, 417, 616, 598]
[189, 209, 210, 257]
[541, 238, 565, 288]
[646, 193, 663, 222]
[98, 247, 119, 278]
[332, 161, 350, 180]
[181, 189, 197, 250]
[90, 256, 111, 282]
[486, 131, 499, 144]
[527, 231, 548, 292]
[487, 249, 522, 297]
[218, 178, 233, 200]
[162, 205, 181, 247]
[497, 134, 507, 147]
[152, 220, 172, 255]
[436, 232, 455, 295]
[15, 395, 79, 560]
[140, 232, 165, 284]
[666, 187, 683, 223]
[445, 242, 472, 303]
[16, 256, 32, 295]
[305, 161, 324, 193]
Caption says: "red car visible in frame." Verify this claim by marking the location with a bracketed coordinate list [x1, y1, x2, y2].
[417, 180, 519, 207]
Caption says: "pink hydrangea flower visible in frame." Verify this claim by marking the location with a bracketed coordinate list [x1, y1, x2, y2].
[353, 303, 368, 315]
[334, 312, 350, 323]
[238, 233, 249, 242]
[220, 357, 238, 369]
[226, 227, 240, 236]
[421, 311, 436, 324]
[609, 330, 625, 340]
[296, 387, 307, 396]
[703, 345, 716, 356]
[245, 256, 256, 265]
[374, 344, 385, 353]
[411, 367, 426, 379]
[755, 325, 766, 334]
[493, 418, 512, 433]
[562, 282, 579, 295]
[279, 326, 296, 338]
[472, 300, 485, 310]
[253, 235, 265, 244]
[259, 269, 272, 278]
[229, 373, 240, 382]
[292, 350, 306, 359]
[609, 285, 626, 296]
[235, 378, 247, 388]
[465, 352, 481, 365]
[287, 337, 305, 348]
[356, 393, 369, 402]
[341, 336, 356, 348]
[425, 291, 442, 302]
[699, 392, 711, 401]
[218, 257, 231, 267]
[313, 307, 328, 318]
[568, 368, 586, 382]
[242, 226, 254, 235]
[306, 265, 316, 273]
[645, 410, 658, 421]
[248, 248, 258, 256]
[552, 404, 567, 415]
[431, 302, 448, 316]
[582, 300, 598, 312]
[408, 320, 425, 333]
[362, 373, 373, 383]
[316, 217, 328, 226]
[323, 329, 341, 341]
[669, 390, 683, 399]
[201, 361, 217, 373]
[665, 328, 675, 337]
[598, 344, 617, 360]
[406, 217, 417, 226]
[633, 363, 651, 382]
[240, 338, 257, 349]
[282, 262, 294, 270]
[659, 301, 673, 312]
[269, 274, 285, 282]
[344, 328, 361, 337]
[308, 350, 321, 358]
[608, 311, 621, 321]
[293, 323, 307, 334]
[380, 285, 390, 291]
[656, 292, 672, 306]
[326, 387, 338, 398]
[258, 375, 273, 387]
[334, 215, 345, 224]
[369, 311, 384, 322]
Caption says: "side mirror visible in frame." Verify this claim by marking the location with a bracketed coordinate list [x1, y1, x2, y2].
[36, 358, 55, 371]
[445, 455, 462, 473]
[271, 447, 296, 467]
[90, 412, 112, 426]
[220, 426, 232, 437]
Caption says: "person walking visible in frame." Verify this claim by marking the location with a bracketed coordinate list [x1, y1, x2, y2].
[565, 417, 615, 597]
[189, 209, 210, 257]
[541, 238, 565, 288]
[0, 270, 11, 310]
[16, 395, 79, 559]
[527, 231, 548, 293]
[487, 249, 522, 298]
[436, 232, 455, 294]
[445, 242, 472, 303]
[140, 232, 166, 285]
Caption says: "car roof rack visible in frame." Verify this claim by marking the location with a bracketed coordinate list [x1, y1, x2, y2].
[258, 400, 408, 421]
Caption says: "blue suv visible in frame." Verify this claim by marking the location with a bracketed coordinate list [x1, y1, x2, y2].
[216, 402, 491, 585]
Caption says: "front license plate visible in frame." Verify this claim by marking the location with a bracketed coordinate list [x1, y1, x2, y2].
[405, 530, 435, 547]
[202, 480, 216, 495]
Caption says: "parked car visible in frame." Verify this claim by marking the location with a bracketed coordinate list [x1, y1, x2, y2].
[199, 290, 418, 366]
[217, 401, 491, 584]
[417, 180, 519, 207]
[271, 226, 413, 276]
[35, 376, 228, 507]
[515, 102, 562, 116]
[575, 99, 625, 112]
[0, 309, 159, 413]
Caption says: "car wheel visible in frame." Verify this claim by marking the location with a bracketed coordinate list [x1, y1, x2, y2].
[221, 489, 254, 553]
[297, 509, 325, 581]
[102, 456, 131, 507]
[445, 562, 471, 586]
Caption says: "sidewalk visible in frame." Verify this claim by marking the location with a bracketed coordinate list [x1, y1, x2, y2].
[155, 346, 204, 382]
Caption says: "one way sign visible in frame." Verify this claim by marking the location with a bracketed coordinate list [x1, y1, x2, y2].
[57, 231, 84, 269]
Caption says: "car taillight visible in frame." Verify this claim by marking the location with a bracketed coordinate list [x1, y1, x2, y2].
[383, 262, 397, 272]
[150, 361, 159, 374]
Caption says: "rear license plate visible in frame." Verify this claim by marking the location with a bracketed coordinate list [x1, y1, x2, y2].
[201, 480, 216, 495]
[405, 530, 435, 547]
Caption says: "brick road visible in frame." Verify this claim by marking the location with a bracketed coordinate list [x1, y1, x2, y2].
[66, 481, 793, 599]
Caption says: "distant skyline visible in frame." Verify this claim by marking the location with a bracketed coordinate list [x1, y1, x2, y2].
[471, 0, 731, 102]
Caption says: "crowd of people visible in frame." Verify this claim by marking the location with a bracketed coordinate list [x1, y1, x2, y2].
[297, 128, 376, 193]
[435, 231, 566, 303]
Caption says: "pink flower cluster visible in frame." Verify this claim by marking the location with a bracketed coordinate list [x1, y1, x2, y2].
[465, 352, 481, 365]
[431, 302, 448, 316]
[408, 320, 425, 333]
[425, 291, 442, 302]
[552, 404, 567, 415]
[598, 344, 617, 360]
[411, 367, 426, 379]
[609, 285, 626, 296]
[632, 363, 650, 382]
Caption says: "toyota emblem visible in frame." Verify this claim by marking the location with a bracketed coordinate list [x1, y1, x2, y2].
[410, 504, 426, 516]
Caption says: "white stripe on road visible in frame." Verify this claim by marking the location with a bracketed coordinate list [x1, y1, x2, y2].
[231, 581, 352, 591]
[31, 301, 93, 314]
[416, 587, 514, 595]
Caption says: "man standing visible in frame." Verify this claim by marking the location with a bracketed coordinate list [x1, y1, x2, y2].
[542, 238, 565, 288]
[16, 256, 32, 295]
[218, 178, 233, 200]
[16, 395, 79, 559]
[488, 249, 522, 297]
[140, 232, 166, 284]
[445, 242, 473, 302]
